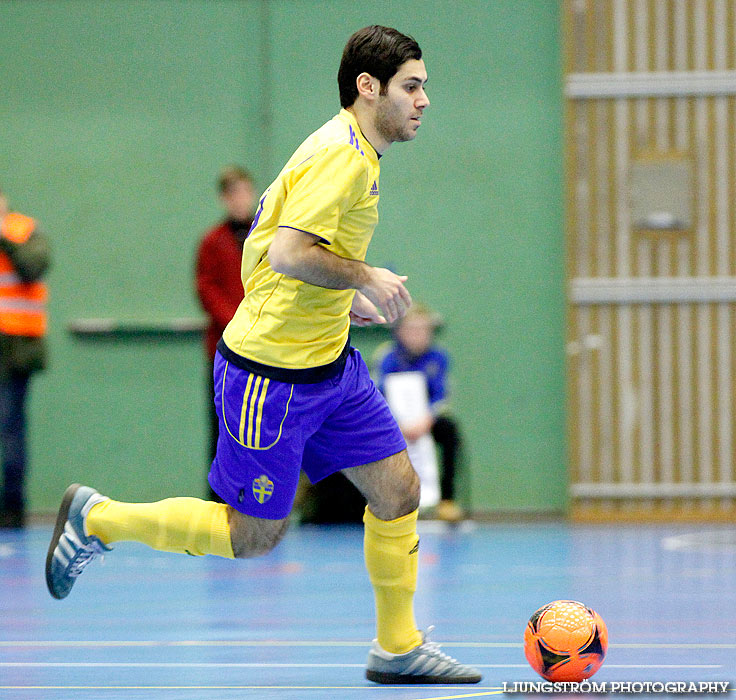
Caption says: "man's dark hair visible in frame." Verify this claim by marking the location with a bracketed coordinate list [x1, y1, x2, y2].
[338, 26, 422, 108]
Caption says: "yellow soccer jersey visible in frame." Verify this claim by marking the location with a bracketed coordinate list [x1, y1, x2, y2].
[221, 109, 380, 376]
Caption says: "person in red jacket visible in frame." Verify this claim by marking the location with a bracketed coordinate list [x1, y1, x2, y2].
[195, 166, 256, 499]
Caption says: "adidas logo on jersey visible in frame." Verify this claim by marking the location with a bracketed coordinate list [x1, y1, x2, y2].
[370, 181, 379, 196]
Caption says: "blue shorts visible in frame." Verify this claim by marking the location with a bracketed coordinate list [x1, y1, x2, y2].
[208, 347, 407, 519]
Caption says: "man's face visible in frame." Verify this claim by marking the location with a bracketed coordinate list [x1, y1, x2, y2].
[374, 59, 429, 145]
[396, 314, 434, 356]
[220, 179, 256, 220]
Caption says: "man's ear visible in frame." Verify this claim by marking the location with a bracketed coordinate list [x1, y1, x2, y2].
[355, 72, 380, 101]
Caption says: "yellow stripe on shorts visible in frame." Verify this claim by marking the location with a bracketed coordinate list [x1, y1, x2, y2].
[238, 373, 254, 445]
[254, 378, 270, 448]
[247, 376, 262, 447]
[222, 362, 289, 450]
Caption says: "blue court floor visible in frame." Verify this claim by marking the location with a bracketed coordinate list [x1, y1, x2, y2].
[1, 519, 734, 699]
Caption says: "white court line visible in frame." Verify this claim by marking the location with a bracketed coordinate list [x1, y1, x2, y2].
[662, 532, 736, 553]
[0, 639, 736, 649]
[411, 693, 503, 700]
[610, 643, 736, 649]
[0, 663, 721, 669]
[606, 665, 721, 669]
[0, 686, 504, 692]
[0, 662, 362, 668]
[1, 640, 734, 649]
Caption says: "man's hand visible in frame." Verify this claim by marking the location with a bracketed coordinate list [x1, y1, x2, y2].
[359, 267, 412, 324]
[402, 414, 434, 442]
[350, 291, 387, 326]
[268, 228, 412, 323]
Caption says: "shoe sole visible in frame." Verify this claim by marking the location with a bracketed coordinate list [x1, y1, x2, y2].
[45, 483, 82, 600]
[366, 670, 482, 684]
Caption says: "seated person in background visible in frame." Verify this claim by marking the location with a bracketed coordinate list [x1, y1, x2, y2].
[374, 304, 465, 522]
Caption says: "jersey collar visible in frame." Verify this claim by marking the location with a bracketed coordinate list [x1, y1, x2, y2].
[338, 109, 380, 162]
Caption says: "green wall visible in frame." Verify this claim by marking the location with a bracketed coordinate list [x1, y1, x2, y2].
[0, 0, 566, 514]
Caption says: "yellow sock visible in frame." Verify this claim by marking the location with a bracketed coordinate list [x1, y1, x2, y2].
[86, 497, 234, 559]
[363, 506, 423, 654]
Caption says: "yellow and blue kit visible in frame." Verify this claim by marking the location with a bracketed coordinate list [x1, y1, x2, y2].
[84, 107, 423, 658]
[219, 108, 381, 380]
[209, 109, 406, 519]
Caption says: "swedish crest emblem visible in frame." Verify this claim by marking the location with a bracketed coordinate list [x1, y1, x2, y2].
[252, 474, 274, 504]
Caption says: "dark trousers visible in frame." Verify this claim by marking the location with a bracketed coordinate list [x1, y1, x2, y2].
[431, 415, 462, 501]
[0, 372, 30, 513]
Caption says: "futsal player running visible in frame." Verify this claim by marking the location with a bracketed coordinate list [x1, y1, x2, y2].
[46, 25, 481, 685]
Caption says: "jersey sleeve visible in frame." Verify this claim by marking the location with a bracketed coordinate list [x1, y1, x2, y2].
[279, 144, 369, 244]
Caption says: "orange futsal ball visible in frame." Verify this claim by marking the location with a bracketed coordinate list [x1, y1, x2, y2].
[523, 600, 608, 682]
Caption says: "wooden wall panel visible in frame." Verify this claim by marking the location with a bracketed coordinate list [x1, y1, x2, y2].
[565, 0, 736, 520]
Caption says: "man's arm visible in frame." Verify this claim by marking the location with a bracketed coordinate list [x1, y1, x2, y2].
[0, 229, 51, 282]
[195, 236, 241, 328]
[268, 227, 411, 323]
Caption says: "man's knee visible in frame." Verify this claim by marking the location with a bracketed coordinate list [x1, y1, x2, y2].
[228, 509, 289, 559]
[342, 450, 421, 521]
[400, 467, 421, 514]
[372, 461, 421, 521]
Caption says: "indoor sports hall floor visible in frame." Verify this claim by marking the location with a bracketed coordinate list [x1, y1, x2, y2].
[1, 519, 734, 699]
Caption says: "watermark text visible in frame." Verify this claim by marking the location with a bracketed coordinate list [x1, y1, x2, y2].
[503, 681, 731, 694]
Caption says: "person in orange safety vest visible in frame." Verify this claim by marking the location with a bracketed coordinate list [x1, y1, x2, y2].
[0, 187, 50, 528]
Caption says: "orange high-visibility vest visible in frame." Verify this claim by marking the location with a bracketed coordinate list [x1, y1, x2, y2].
[0, 213, 48, 337]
